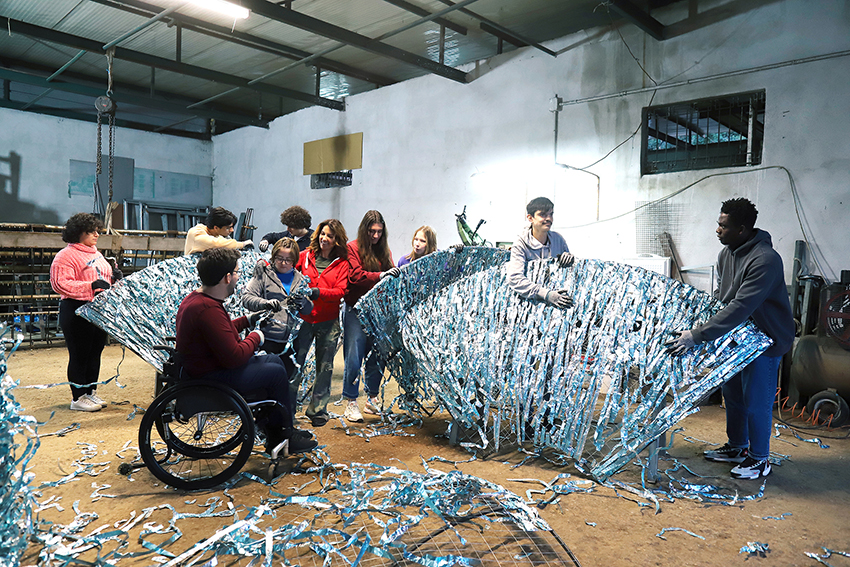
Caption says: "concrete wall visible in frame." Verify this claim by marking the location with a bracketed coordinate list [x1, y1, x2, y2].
[0, 108, 212, 226]
[213, 0, 850, 284]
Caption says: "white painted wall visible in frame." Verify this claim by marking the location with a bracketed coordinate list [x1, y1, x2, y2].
[0, 108, 212, 226]
[213, 0, 850, 283]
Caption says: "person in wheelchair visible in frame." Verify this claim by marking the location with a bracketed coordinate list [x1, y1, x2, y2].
[175, 247, 317, 457]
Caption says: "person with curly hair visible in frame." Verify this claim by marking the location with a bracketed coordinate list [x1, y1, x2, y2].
[342, 210, 398, 422]
[292, 219, 349, 427]
[184, 206, 253, 255]
[50, 213, 121, 412]
[397, 225, 437, 267]
[259, 206, 312, 253]
[666, 197, 794, 480]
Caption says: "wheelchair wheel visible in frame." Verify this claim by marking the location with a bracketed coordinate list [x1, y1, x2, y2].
[139, 381, 255, 490]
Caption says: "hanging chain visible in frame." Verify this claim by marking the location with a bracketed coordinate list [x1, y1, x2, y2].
[108, 112, 115, 203]
[96, 109, 103, 176]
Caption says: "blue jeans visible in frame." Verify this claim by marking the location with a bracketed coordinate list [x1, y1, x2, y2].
[204, 354, 293, 432]
[342, 304, 383, 400]
[292, 318, 341, 419]
[722, 354, 781, 460]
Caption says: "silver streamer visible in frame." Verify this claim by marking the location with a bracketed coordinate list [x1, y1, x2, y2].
[740, 541, 770, 558]
[0, 324, 37, 567]
[77, 250, 309, 373]
[356, 248, 773, 481]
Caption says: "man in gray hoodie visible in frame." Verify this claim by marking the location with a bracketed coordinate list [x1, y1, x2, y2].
[666, 197, 794, 480]
[507, 197, 574, 308]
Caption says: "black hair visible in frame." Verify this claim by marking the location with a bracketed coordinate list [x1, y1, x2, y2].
[62, 212, 105, 244]
[280, 206, 311, 230]
[720, 198, 758, 230]
[196, 247, 241, 286]
[526, 197, 554, 217]
[206, 207, 237, 229]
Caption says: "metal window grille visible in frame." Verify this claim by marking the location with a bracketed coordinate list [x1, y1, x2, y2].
[641, 90, 766, 175]
[310, 170, 352, 189]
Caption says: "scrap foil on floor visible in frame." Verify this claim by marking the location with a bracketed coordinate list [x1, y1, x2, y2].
[356, 248, 772, 481]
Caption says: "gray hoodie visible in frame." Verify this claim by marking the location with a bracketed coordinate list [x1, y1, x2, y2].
[242, 259, 313, 345]
[692, 229, 794, 357]
[507, 226, 569, 300]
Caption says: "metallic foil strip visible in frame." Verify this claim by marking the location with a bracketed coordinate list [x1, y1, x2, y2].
[656, 527, 705, 540]
[356, 249, 772, 481]
[740, 541, 770, 558]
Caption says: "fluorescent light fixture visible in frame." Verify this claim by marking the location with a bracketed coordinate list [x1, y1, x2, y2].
[188, 0, 249, 19]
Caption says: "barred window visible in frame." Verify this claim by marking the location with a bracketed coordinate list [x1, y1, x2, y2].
[641, 91, 765, 175]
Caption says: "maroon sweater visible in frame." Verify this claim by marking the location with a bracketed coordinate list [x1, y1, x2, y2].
[176, 290, 261, 378]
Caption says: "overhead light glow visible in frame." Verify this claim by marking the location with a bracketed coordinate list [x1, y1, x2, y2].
[188, 0, 249, 20]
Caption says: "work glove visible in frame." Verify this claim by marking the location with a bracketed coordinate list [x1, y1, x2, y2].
[241, 240, 254, 250]
[106, 257, 123, 281]
[246, 311, 264, 326]
[545, 289, 573, 309]
[557, 252, 575, 268]
[258, 239, 270, 252]
[665, 330, 696, 356]
[264, 299, 282, 312]
[91, 279, 110, 293]
[380, 267, 401, 279]
[308, 287, 321, 301]
[449, 243, 465, 252]
[292, 295, 311, 312]
[250, 329, 264, 347]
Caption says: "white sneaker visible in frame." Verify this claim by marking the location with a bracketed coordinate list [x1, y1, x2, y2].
[89, 392, 107, 408]
[363, 396, 381, 415]
[70, 395, 102, 412]
[344, 400, 364, 423]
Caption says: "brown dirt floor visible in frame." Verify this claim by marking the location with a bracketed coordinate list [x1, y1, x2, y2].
[8, 344, 850, 566]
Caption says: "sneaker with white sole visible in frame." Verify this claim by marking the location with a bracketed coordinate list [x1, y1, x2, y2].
[731, 456, 771, 479]
[704, 443, 748, 463]
[363, 396, 381, 415]
[70, 395, 102, 412]
[89, 392, 107, 408]
[344, 400, 364, 423]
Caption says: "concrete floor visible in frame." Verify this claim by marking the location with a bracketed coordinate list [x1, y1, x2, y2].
[10, 344, 850, 566]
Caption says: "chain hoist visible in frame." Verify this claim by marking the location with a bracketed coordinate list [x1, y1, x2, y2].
[93, 48, 117, 229]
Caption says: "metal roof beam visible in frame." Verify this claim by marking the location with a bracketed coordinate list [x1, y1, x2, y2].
[0, 96, 209, 138]
[0, 66, 268, 129]
[608, 0, 666, 41]
[5, 18, 344, 110]
[434, 0, 556, 57]
[86, 0, 395, 86]
[379, 0, 468, 36]
[238, 0, 469, 83]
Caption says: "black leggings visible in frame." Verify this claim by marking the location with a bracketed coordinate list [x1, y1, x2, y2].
[59, 299, 107, 400]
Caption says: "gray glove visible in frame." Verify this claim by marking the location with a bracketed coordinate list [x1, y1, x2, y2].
[91, 279, 110, 292]
[246, 311, 264, 326]
[380, 267, 401, 279]
[308, 287, 321, 301]
[258, 239, 270, 252]
[450, 244, 465, 252]
[557, 252, 575, 268]
[264, 299, 283, 312]
[545, 289, 573, 309]
[665, 330, 696, 355]
[292, 295, 311, 312]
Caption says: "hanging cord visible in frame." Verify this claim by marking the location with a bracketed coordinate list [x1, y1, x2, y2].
[103, 48, 118, 233]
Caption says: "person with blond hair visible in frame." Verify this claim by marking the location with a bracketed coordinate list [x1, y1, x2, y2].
[397, 225, 437, 267]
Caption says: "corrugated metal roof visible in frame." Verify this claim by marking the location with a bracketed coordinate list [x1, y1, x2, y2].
[0, 0, 681, 138]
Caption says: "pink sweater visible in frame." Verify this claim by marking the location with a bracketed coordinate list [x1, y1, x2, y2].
[50, 243, 114, 301]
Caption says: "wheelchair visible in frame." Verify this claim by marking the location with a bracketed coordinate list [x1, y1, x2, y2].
[136, 343, 289, 490]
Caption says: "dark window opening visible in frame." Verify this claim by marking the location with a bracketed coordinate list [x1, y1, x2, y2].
[641, 91, 765, 175]
[310, 171, 352, 189]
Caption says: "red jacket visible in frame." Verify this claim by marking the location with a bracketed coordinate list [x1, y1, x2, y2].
[345, 240, 393, 307]
[296, 249, 349, 323]
[176, 290, 261, 378]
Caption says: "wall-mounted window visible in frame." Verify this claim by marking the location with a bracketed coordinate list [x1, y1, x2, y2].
[641, 90, 765, 175]
[310, 170, 352, 189]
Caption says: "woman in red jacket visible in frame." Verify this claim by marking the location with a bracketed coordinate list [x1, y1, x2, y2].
[293, 218, 349, 427]
[342, 210, 399, 422]
[50, 213, 120, 412]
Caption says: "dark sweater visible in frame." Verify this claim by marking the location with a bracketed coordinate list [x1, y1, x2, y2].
[692, 229, 794, 357]
[176, 290, 261, 378]
[261, 230, 312, 252]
